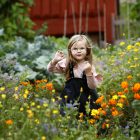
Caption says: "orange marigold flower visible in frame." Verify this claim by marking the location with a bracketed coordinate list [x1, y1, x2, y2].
[94, 115, 100, 119]
[101, 110, 107, 116]
[46, 83, 53, 91]
[20, 82, 29, 86]
[134, 93, 140, 100]
[102, 122, 106, 129]
[124, 88, 129, 93]
[43, 79, 47, 82]
[102, 122, 110, 129]
[111, 107, 116, 111]
[89, 119, 96, 124]
[118, 98, 125, 103]
[132, 83, 140, 92]
[112, 110, 119, 116]
[5, 119, 13, 125]
[41, 86, 46, 89]
[117, 91, 124, 95]
[35, 80, 41, 83]
[108, 99, 117, 106]
[101, 102, 107, 108]
[95, 96, 104, 104]
[121, 81, 128, 89]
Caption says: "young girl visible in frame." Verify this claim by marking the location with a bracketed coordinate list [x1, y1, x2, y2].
[47, 35, 103, 116]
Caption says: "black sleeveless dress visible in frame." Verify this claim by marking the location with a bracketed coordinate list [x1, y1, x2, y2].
[60, 63, 100, 116]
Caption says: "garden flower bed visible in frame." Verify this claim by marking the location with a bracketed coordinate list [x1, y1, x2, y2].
[0, 36, 140, 139]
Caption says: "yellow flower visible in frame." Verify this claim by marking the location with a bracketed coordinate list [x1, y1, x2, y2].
[64, 95, 68, 99]
[127, 75, 132, 80]
[41, 136, 46, 140]
[117, 103, 123, 108]
[127, 45, 133, 50]
[51, 98, 55, 102]
[0, 87, 5, 91]
[106, 123, 110, 128]
[135, 42, 140, 46]
[120, 95, 126, 99]
[31, 102, 35, 106]
[91, 109, 99, 116]
[27, 109, 32, 114]
[52, 89, 55, 93]
[37, 105, 41, 109]
[27, 109, 34, 118]
[23, 94, 28, 99]
[25, 89, 29, 94]
[133, 48, 139, 52]
[119, 41, 125, 46]
[79, 113, 84, 118]
[43, 103, 48, 107]
[15, 87, 18, 91]
[52, 109, 59, 114]
[20, 107, 24, 111]
[112, 95, 118, 100]
[89, 119, 96, 124]
[130, 65, 136, 68]
[1, 94, 6, 99]
[134, 57, 138, 61]
[35, 119, 40, 124]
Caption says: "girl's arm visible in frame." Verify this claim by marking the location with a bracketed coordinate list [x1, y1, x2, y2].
[84, 62, 103, 89]
[47, 51, 66, 73]
[86, 73, 103, 89]
[47, 58, 66, 73]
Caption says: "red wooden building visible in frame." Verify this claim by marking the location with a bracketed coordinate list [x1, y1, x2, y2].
[30, 0, 119, 43]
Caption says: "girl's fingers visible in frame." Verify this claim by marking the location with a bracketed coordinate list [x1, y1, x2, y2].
[57, 50, 64, 55]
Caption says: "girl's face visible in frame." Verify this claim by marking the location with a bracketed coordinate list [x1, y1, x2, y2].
[70, 40, 87, 62]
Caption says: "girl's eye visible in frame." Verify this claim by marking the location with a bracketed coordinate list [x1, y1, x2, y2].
[80, 47, 85, 50]
[73, 48, 78, 51]
[71, 47, 86, 51]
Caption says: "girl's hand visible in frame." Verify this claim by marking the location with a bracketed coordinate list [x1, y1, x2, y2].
[78, 61, 92, 75]
[83, 61, 92, 74]
[53, 50, 65, 63]
[95, 74, 103, 82]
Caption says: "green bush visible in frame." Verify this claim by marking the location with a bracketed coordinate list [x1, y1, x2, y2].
[0, 0, 35, 40]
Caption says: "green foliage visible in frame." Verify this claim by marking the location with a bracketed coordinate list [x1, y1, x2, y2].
[130, 0, 140, 21]
[120, 1, 140, 38]
[0, 35, 68, 91]
[0, 0, 35, 40]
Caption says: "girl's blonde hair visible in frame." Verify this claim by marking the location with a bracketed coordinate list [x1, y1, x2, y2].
[65, 34, 93, 80]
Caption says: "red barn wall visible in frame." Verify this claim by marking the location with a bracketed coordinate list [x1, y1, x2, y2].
[30, 0, 118, 43]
